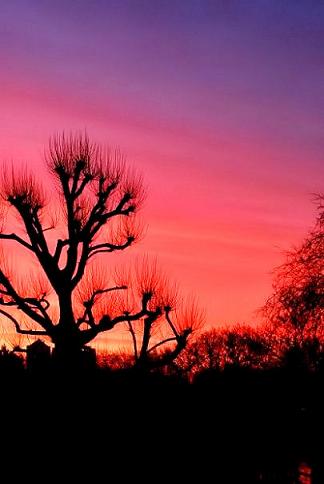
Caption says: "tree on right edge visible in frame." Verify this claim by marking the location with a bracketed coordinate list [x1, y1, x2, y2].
[263, 195, 324, 368]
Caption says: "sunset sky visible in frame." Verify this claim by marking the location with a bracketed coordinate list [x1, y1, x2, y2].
[0, 0, 323, 339]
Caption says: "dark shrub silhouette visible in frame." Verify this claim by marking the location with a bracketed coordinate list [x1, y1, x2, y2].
[173, 324, 273, 380]
[0, 345, 24, 373]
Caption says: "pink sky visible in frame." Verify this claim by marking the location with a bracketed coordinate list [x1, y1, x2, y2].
[0, 1, 323, 343]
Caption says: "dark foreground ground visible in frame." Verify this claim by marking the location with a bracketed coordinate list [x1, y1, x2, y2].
[1, 368, 323, 482]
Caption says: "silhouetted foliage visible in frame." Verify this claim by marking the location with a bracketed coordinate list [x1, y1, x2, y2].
[262, 195, 324, 373]
[98, 349, 134, 370]
[0, 133, 202, 370]
[0, 345, 24, 373]
[172, 324, 274, 380]
[0, 140, 321, 482]
[263, 195, 324, 340]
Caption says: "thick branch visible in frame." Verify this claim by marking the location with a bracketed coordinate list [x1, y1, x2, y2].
[73, 174, 92, 199]
[86, 190, 134, 242]
[23, 296, 52, 323]
[88, 238, 134, 259]
[0, 233, 33, 251]
[0, 293, 51, 324]
[80, 181, 121, 240]
[8, 204, 61, 289]
[79, 286, 127, 329]
[0, 309, 48, 335]
[165, 309, 180, 338]
[146, 330, 191, 369]
[0, 269, 54, 331]
[80, 294, 161, 345]
[139, 316, 156, 361]
[71, 242, 89, 288]
[98, 309, 147, 332]
[31, 208, 51, 254]
[147, 336, 178, 354]
[87, 286, 127, 304]
[90, 206, 135, 238]
[127, 319, 138, 361]
[69, 192, 136, 284]
[53, 239, 69, 263]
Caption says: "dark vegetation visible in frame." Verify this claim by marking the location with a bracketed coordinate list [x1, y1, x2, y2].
[0, 134, 323, 481]
[0, 133, 202, 370]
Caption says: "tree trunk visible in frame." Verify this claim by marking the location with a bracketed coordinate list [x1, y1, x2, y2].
[52, 341, 97, 372]
[52, 292, 81, 370]
[52, 329, 98, 371]
[52, 341, 84, 371]
[51, 293, 97, 371]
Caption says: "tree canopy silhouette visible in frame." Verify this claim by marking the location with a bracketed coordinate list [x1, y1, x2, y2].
[0, 133, 202, 369]
[263, 195, 324, 344]
[173, 324, 273, 380]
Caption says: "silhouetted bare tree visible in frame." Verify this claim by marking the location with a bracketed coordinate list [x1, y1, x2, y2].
[261, 195, 324, 371]
[263, 195, 324, 344]
[0, 133, 202, 369]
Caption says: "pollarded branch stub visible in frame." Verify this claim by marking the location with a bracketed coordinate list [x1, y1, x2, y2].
[141, 292, 153, 311]
[99, 314, 112, 328]
[75, 158, 87, 172]
[181, 328, 192, 339]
